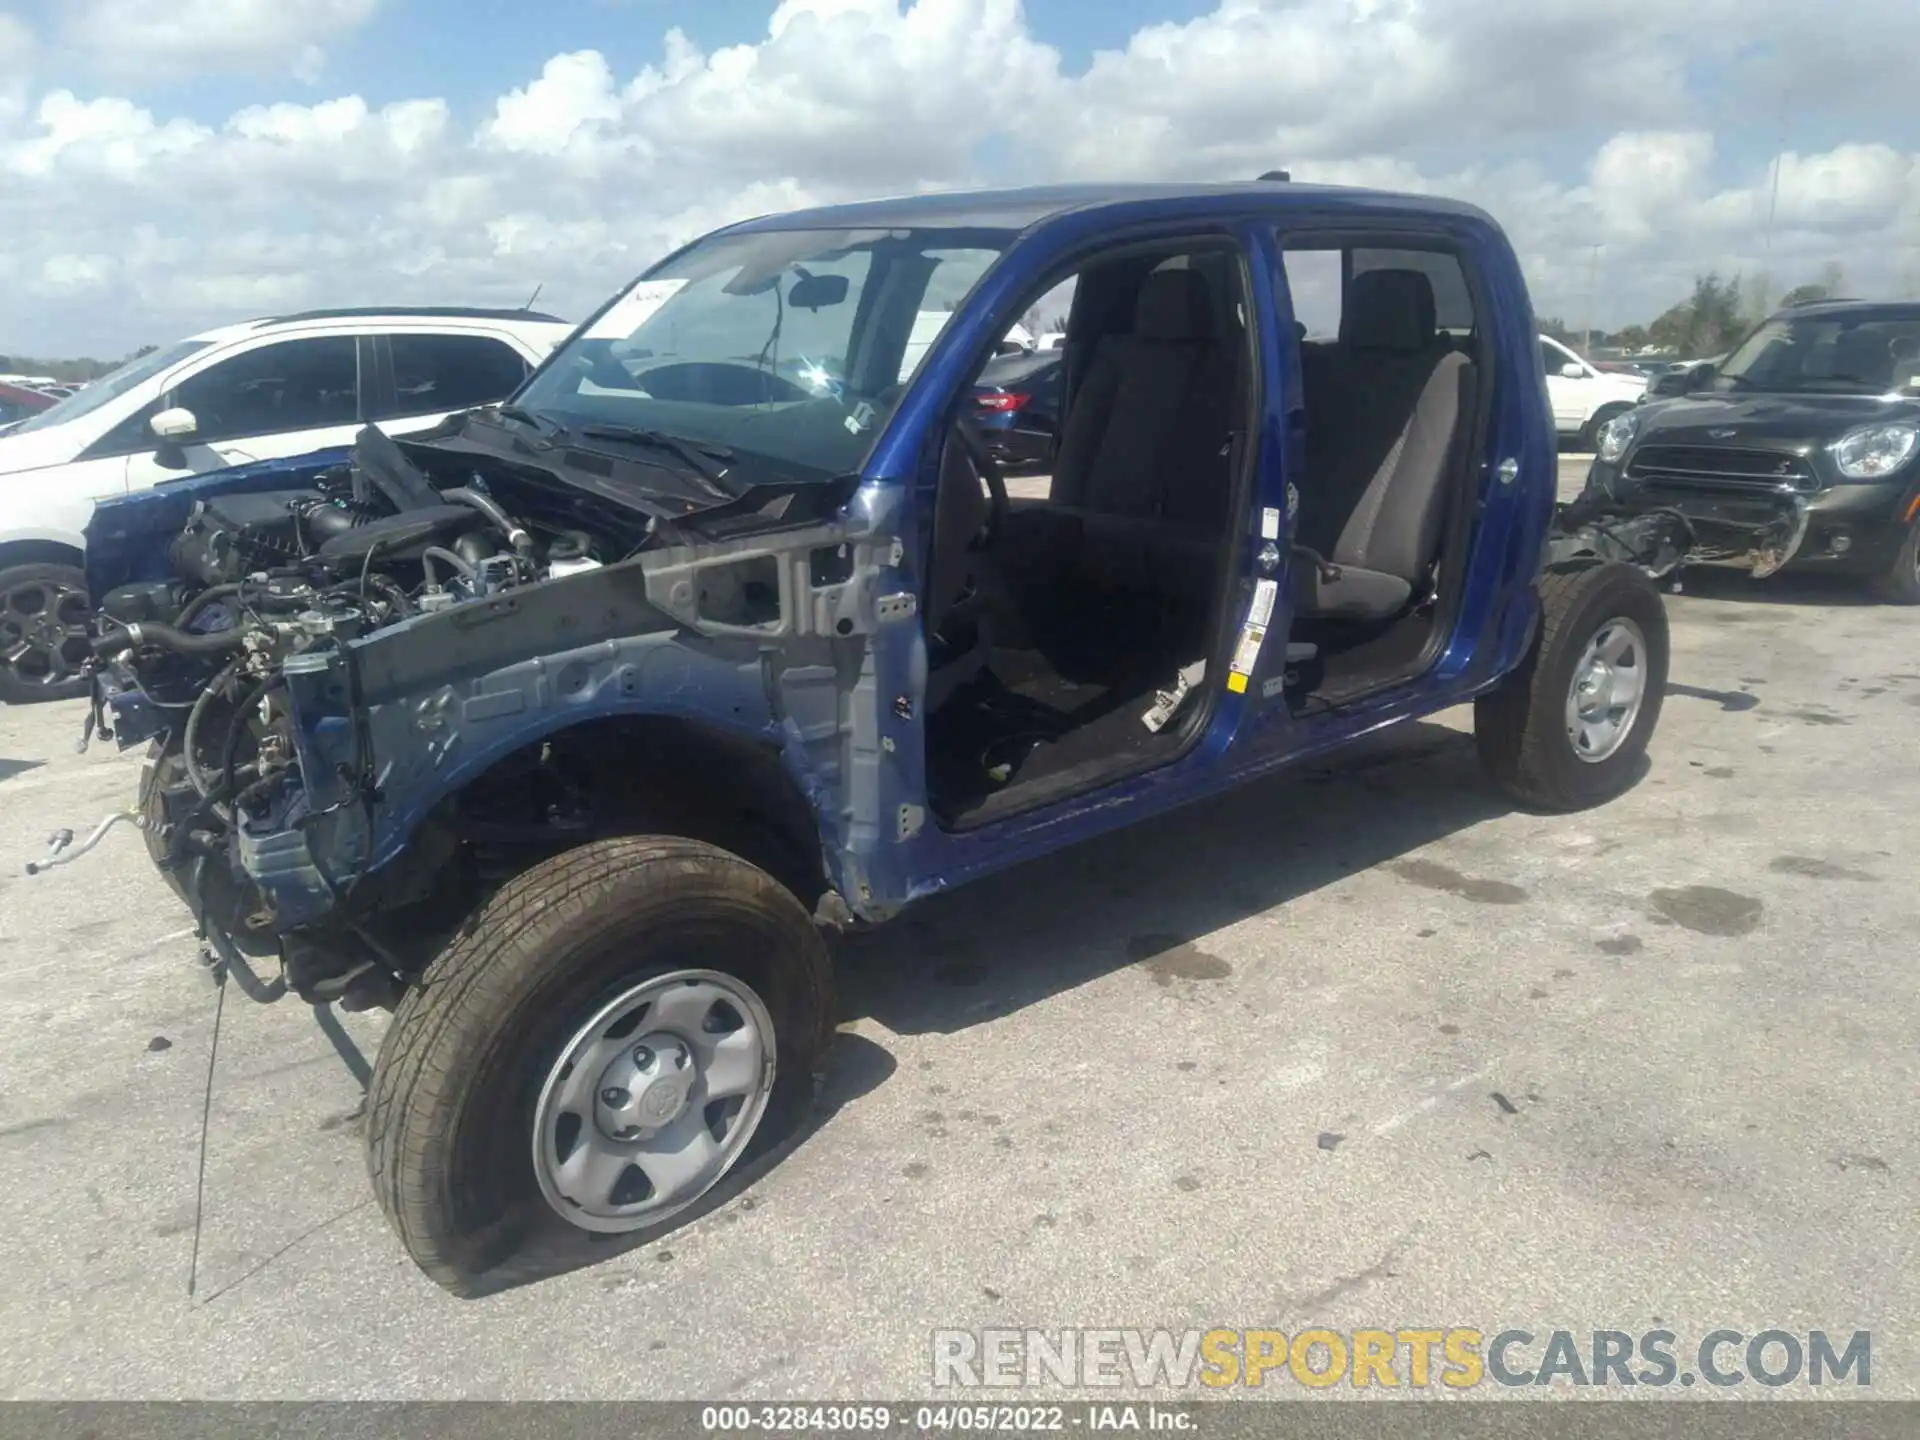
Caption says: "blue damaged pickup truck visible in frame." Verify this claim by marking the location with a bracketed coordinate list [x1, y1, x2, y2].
[69, 181, 1676, 1293]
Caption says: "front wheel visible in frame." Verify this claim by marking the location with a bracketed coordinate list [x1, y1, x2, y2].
[0, 562, 92, 704]
[365, 836, 835, 1295]
[1475, 562, 1669, 811]
[1578, 403, 1634, 452]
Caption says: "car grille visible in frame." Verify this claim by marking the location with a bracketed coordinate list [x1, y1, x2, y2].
[1626, 444, 1818, 495]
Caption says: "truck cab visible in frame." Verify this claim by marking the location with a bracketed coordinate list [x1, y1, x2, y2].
[77, 182, 1670, 1294]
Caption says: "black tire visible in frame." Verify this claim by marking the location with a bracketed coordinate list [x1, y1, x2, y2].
[365, 835, 834, 1296]
[1868, 521, 1920, 604]
[1475, 562, 1669, 812]
[0, 561, 92, 704]
[1579, 403, 1633, 453]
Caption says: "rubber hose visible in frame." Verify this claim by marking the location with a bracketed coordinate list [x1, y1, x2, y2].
[172, 583, 243, 633]
[445, 487, 534, 556]
[358, 573, 414, 617]
[420, 545, 476, 590]
[182, 659, 244, 800]
[94, 620, 250, 659]
[219, 674, 283, 814]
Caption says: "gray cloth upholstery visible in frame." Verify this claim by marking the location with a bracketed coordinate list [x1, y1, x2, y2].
[1330, 351, 1470, 582]
[1292, 563, 1412, 620]
[1343, 269, 1438, 352]
[1050, 268, 1235, 529]
[1135, 268, 1216, 341]
[1294, 269, 1474, 622]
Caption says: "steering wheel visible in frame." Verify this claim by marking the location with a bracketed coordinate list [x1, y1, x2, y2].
[950, 415, 1012, 545]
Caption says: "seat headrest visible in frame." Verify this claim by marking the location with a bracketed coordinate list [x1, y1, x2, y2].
[1135, 269, 1215, 342]
[1344, 269, 1438, 352]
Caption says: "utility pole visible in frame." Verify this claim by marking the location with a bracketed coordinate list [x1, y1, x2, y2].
[1757, 83, 1793, 315]
[1584, 244, 1602, 354]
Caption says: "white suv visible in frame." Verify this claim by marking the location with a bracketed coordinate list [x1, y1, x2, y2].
[1540, 334, 1647, 449]
[0, 307, 572, 701]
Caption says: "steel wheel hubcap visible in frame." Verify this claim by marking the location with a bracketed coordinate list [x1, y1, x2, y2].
[532, 969, 775, 1234]
[1565, 617, 1647, 764]
[0, 578, 91, 688]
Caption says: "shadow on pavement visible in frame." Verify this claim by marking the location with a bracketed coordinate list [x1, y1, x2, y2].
[1674, 567, 1881, 608]
[450, 722, 1506, 1297]
[835, 720, 1510, 1037]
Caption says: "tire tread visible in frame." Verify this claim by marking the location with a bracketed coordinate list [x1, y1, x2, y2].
[1475, 562, 1668, 812]
[365, 835, 828, 1294]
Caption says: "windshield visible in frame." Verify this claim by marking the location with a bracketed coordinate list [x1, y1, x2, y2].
[511, 226, 1012, 484]
[8, 339, 213, 435]
[1715, 309, 1920, 396]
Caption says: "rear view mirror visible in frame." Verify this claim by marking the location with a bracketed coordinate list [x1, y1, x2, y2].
[1559, 362, 1585, 380]
[788, 271, 849, 311]
[151, 407, 198, 440]
[1650, 365, 1712, 398]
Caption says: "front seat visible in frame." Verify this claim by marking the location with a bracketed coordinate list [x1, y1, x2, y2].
[1051, 266, 1235, 527]
[1025, 266, 1237, 610]
[1293, 269, 1475, 622]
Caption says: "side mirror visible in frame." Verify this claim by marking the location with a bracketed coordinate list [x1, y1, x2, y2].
[150, 407, 197, 471]
[151, 407, 198, 441]
[1559, 362, 1586, 380]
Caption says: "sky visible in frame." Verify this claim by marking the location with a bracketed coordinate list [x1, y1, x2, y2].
[2, 0, 1919, 357]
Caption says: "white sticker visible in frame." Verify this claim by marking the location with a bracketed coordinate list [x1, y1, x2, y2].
[1260, 506, 1281, 541]
[1262, 675, 1288, 698]
[583, 279, 689, 340]
[1248, 577, 1277, 629]
[1230, 623, 1266, 676]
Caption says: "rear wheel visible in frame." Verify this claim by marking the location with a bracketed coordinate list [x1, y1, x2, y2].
[365, 835, 834, 1295]
[1868, 520, 1920, 604]
[1475, 562, 1669, 811]
[0, 562, 92, 704]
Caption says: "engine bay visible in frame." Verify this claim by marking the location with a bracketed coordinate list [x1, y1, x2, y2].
[96, 428, 615, 672]
[69, 413, 879, 1012]
[83, 427, 664, 1004]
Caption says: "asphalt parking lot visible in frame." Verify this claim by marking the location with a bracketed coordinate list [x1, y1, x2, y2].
[0, 454, 1914, 1400]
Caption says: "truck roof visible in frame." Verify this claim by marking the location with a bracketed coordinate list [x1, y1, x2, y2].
[725, 182, 1496, 237]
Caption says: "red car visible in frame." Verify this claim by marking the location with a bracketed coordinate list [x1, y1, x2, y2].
[0, 381, 56, 432]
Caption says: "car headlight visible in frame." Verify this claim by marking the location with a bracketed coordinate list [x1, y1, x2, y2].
[1830, 423, 1919, 481]
[1595, 410, 1639, 463]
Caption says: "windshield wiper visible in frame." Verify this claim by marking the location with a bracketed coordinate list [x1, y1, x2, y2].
[494, 404, 569, 442]
[577, 425, 736, 487]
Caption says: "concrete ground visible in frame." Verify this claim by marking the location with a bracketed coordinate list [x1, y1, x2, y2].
[0, 453, 1913, 1399]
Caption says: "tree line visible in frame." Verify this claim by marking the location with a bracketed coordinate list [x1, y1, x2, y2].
[0, 344, 156, 384]
[1542, 265, 1853, 361]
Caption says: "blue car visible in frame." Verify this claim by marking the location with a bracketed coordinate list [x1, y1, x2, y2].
[968, 348, 1062, 474]
[74, 180, 1672, 1293]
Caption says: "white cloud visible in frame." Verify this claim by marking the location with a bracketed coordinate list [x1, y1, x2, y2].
[481, 52, 626, 157]
[0, 12, 33, 125]
[57, 0, 379, 82]
[2, 0, 1919, 356]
